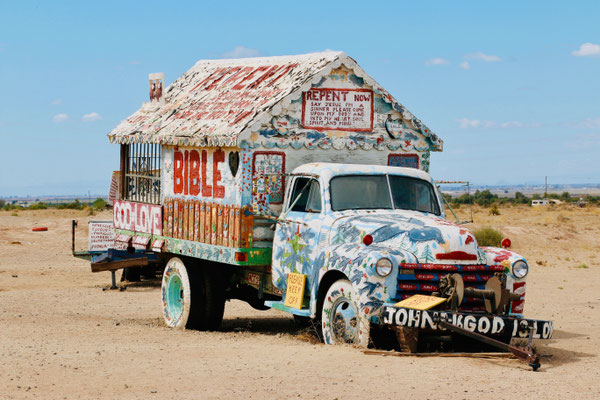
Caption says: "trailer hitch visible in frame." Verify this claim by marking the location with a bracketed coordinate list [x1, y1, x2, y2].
[436, 317, 541, 371]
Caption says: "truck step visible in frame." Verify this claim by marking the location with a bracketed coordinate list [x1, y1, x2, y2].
[264, 300, 311, 317]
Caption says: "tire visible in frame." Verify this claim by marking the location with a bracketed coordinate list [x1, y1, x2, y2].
[161, 257, 225, 330]
[321, 279, 370, 347]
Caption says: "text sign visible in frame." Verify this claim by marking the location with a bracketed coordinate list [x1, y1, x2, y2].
[284, 273, 306, 309]
[382, 306, 554, 339]
[302, 88, 374, 132]
[113, 200, 163, 235]
[394, 295, 446, 310]
[88, 221, 115, 252]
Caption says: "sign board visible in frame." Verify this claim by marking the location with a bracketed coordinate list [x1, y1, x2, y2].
[88, 221, 115, 252]
[394, 294, 446, 310]
[302, 88, 374, 132]
[113, 200, 163, 235]
[284, 273, 306, 309]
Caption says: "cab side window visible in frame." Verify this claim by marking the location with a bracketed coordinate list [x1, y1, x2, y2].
[289, 178, 321, 213]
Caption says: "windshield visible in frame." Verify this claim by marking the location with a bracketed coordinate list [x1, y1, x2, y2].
[330, 174, 440, 215]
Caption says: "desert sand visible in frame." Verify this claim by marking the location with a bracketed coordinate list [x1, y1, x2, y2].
[1, 205, 599, 399]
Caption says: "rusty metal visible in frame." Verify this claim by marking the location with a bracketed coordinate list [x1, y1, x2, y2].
[439, 274, 523, 315]
[71, 220, 78, 255]
[437, 319, 541, 371]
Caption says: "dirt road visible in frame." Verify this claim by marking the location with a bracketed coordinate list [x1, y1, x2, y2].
[1, 207, 599, 399]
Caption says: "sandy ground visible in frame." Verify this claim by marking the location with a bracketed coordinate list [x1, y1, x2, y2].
[0, 205, 599, 399]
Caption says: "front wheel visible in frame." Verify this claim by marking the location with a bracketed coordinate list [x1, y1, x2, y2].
[321, 279, 370, 347]
[161, 257, 224, 330]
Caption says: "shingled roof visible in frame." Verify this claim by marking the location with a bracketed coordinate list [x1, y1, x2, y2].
[107, 51, 442, 150]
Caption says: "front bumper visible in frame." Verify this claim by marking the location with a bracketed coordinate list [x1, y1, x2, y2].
[381, 304, 553, 340]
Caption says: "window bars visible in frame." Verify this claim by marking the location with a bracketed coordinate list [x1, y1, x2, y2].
[121, 144, 161, 204]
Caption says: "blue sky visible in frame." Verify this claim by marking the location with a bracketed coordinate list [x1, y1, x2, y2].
[1, 0, 599, 196]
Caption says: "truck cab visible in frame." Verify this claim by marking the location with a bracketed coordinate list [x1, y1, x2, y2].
[270, 163, 532, 345]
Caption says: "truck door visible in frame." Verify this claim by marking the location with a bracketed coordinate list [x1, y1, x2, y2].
[272, 176, 324, 296]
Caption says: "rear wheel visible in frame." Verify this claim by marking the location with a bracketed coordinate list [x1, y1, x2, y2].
[161, 257, 224, 330]
[321, 279, 370, 347]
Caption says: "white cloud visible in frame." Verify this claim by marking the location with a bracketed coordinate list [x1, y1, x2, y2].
[572, 42, 600, 57]
[567, 117, 600, 129]
[425, 57, 449, 66]
[458, 118, 541, 129]
[220, 46, 262, 59]
[459, 61, 471, 70]
[128, 60, 141, 65]
[50, 98, 62, 105]
[500, 121, 541, 129]
[464, 52, 502, 62]
[52, 113, 69, 123]
[81, 112, 102, 122]
[457, 118, 495, 129]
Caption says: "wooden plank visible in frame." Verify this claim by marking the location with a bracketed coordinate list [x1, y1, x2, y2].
[216, 204, 223, 246]
[205, 203, 212, 244]
[193, 201, 200, 242]
[173, 199, 179, 238]
[199, 201, 206, 243]
[91, 257, 149, 273]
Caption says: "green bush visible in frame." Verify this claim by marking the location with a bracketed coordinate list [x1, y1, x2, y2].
[473, 226, 504, 247]
[29, 202, 48, 210]
[92, 198, 107, 210]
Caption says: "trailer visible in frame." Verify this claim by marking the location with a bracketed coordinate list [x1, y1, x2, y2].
[77, 51, 552, 368]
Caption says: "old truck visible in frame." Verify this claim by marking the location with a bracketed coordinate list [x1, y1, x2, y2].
[80, 51, 552, 366]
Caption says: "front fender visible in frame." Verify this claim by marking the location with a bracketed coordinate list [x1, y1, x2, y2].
[311, 243, 418, 319]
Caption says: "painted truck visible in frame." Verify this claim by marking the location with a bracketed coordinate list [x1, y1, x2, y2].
[97, 52, 552, 355]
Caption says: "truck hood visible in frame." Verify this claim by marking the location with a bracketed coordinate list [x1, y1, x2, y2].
[329, 211, 481, 264]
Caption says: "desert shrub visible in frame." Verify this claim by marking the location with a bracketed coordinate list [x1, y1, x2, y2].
[11, 212, 18, 216]
[92, 198, 107, 210]
[0, 199, 5, 207]
[557, 214, 570, 223]
[473, 226, 503, 247]
[56, 200, 84, 210]
[29, 202, 48, 210]
[489, 204, 500, 215]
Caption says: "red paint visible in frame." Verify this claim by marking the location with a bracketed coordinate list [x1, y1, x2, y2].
[32, 227, 48, 232]
[173, 151, 184, 193]
[173, 149, 226, 198]
[414, 273, 435, 281]
[436, 251, 478, 261]
[421, 284, 438, 292]
[465, 235, 474, 245]
[184, 150, 189, 195]
[189, 150, 200, 196]
[501, 238, 512, 248]
[232, 66, 270, 90]
[201, 150, 212, 197]
[399, 284, 418, 291]
[362, 234, 373, 246]
[212, 149, 225, 198]
[113, 200, 162, 235]
[511, 282, 526, 314]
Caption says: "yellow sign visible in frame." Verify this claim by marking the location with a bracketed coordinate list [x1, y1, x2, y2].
[394, 295, 446, 310]
[284, 273, 306, 309]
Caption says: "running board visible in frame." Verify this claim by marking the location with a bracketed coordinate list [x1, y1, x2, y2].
[264, 300, 311, 317]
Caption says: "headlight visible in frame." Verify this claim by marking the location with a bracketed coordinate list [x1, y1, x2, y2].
[512, 260, 528, 279]
[375, 258, 393, 277]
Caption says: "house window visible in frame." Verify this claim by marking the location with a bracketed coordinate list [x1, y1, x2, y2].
[252, 151, 286, 204]
[388, 153, 419, 169]
[121, 144, 162, 204]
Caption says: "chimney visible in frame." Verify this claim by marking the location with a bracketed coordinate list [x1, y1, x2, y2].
[149, 73, 165, 103]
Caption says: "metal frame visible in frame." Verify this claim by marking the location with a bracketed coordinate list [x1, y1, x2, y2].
[121, 143, 162, 204]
